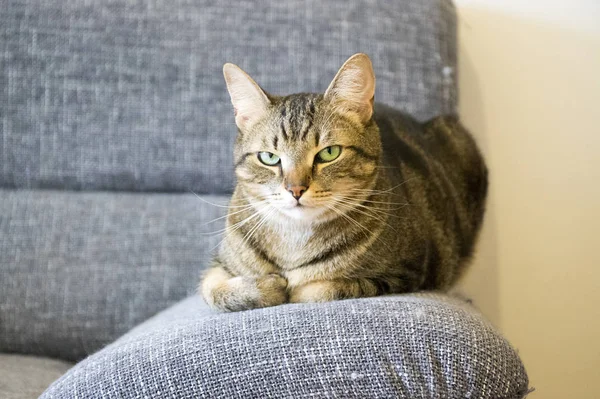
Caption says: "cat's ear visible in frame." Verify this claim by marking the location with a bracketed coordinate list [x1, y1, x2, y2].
[223, 63, 271, 130]
[324, 53, 375, 123]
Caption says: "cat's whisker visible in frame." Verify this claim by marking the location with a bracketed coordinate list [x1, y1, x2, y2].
[201, 212, 257, 236]
[241, 206, 277, 249]
[339, 206, 394, 252]
[332, 198, 400, 233]
[189, 190, 254, 209]
[241, 209, 267, 245]
[200, 203, 263, 226]
[325, 203, 376, 244]
[347, 188, 405, 197]
[199, 197, 278, 229]
[332, 197, 388, 221]
[190, 188, 280, 209]
[339, 194, 411, 207]
[205, 199, 272, 238]
[201, 227, 230, 236]
[340, 187, 408, 203]
[207, 203, 271, 251]
[349, 177, 417, 194]
[333, 196, 407, 218]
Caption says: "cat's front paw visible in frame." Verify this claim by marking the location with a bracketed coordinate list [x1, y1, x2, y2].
[256, 274, 288, 307]
[289, 280, 338, 303]
[224, 274, 288, 311]
[289, 278, 377, 303]
[201, 267, 288, 312]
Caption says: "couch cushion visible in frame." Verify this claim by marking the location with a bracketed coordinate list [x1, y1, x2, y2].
[0, 354, 72, 399]
[0, 0, 457, 193]
[0, 189, 226, 361]
[41, 294, 530, 399]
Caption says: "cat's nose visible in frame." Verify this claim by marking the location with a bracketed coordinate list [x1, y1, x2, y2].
[287, 185, 308, 200]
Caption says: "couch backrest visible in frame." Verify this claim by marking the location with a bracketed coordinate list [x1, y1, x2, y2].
[0, 0, 456, 193]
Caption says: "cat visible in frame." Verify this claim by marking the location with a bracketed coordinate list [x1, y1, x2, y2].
[199, 53, 487, 312]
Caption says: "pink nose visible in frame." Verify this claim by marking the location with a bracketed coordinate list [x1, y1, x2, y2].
[287, 185, 308, 200]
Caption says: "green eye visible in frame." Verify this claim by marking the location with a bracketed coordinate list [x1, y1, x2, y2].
[258, 152, 280, 166]
[316, 145, 342, 163]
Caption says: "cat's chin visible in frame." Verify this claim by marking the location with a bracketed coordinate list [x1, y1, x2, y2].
[276, 205, 328, 223]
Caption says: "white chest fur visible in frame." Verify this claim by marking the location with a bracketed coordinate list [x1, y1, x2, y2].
[267, 217, 315, 269]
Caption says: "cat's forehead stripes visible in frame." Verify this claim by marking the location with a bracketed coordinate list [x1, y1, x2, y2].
[300, 99, 316, 141]
[278, 94, 319, 142]
[279, 107, 288, 140]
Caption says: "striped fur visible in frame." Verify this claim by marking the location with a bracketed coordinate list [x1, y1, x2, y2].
[200, 54, 487, 312]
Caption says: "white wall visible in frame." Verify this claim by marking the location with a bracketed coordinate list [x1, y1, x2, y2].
[454, 0, 600, 397]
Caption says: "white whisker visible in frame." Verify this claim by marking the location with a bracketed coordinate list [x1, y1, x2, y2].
[349, 177, 416, 195]
[199, 203, 260, 227]
[207, 202, 269, 251]
[332, 198, 400, 233]
[333, 196, 405, 219]
[241, 206, 277, 248]
[189, 189, 279, 209]
[326, 202, 394, 252]
[339, 194, 410, 208]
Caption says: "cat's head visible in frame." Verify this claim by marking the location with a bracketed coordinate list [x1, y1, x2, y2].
[223, 53, 381, 223]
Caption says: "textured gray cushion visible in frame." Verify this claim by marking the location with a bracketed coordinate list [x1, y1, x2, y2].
[41, 294, 529, 399]
[0, 189, 226, 361]
[1, 0, 456, 192]
[0, 354, 72, 399]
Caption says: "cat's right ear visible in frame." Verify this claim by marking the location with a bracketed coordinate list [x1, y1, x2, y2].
[223, 63, 271, 130]
[324, 53, 375, 124]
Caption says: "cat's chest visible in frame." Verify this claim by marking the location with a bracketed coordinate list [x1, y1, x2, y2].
[264, 224, 316, 268]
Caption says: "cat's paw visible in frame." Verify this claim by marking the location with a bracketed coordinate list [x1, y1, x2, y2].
[203, 271, 288, 312]
[255, 274, 288, 307]
[289, 280, 337, 303]
[289, 278, 376, 303]
[226, 274, 288, 310]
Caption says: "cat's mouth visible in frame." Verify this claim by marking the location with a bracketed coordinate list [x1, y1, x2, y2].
[267, 192, 334, 222]
[279, 197, 308, 209]
[276, 200, 330, 221]
[284, 202, 307, 210]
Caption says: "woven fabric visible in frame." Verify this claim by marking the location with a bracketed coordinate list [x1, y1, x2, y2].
[0, 0, 457, 193]
[0, 189, 227, 361]
[0, 354, 72, 399]
[41, 294, 529, 399]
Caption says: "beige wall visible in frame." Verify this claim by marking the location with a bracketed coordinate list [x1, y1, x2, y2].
[455, 0, 600, 397]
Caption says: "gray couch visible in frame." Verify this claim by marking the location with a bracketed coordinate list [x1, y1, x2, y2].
[0, 0, 530, 397]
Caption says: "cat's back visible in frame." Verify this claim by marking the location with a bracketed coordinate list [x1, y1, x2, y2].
[373, 103, 487, 203]
[374, 103, 481, 166]
[373, 103, 488, 287]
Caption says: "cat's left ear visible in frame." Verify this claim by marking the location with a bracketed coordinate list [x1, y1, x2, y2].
[223, 63, 271, 130]
[324, 53, 376, 123]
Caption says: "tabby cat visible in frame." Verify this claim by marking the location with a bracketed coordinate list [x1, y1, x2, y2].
[200, 53, 487, 312]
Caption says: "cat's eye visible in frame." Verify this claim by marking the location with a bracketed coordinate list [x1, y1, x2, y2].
[258, 151, 281, 166]
[316, 145, 342, 163]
